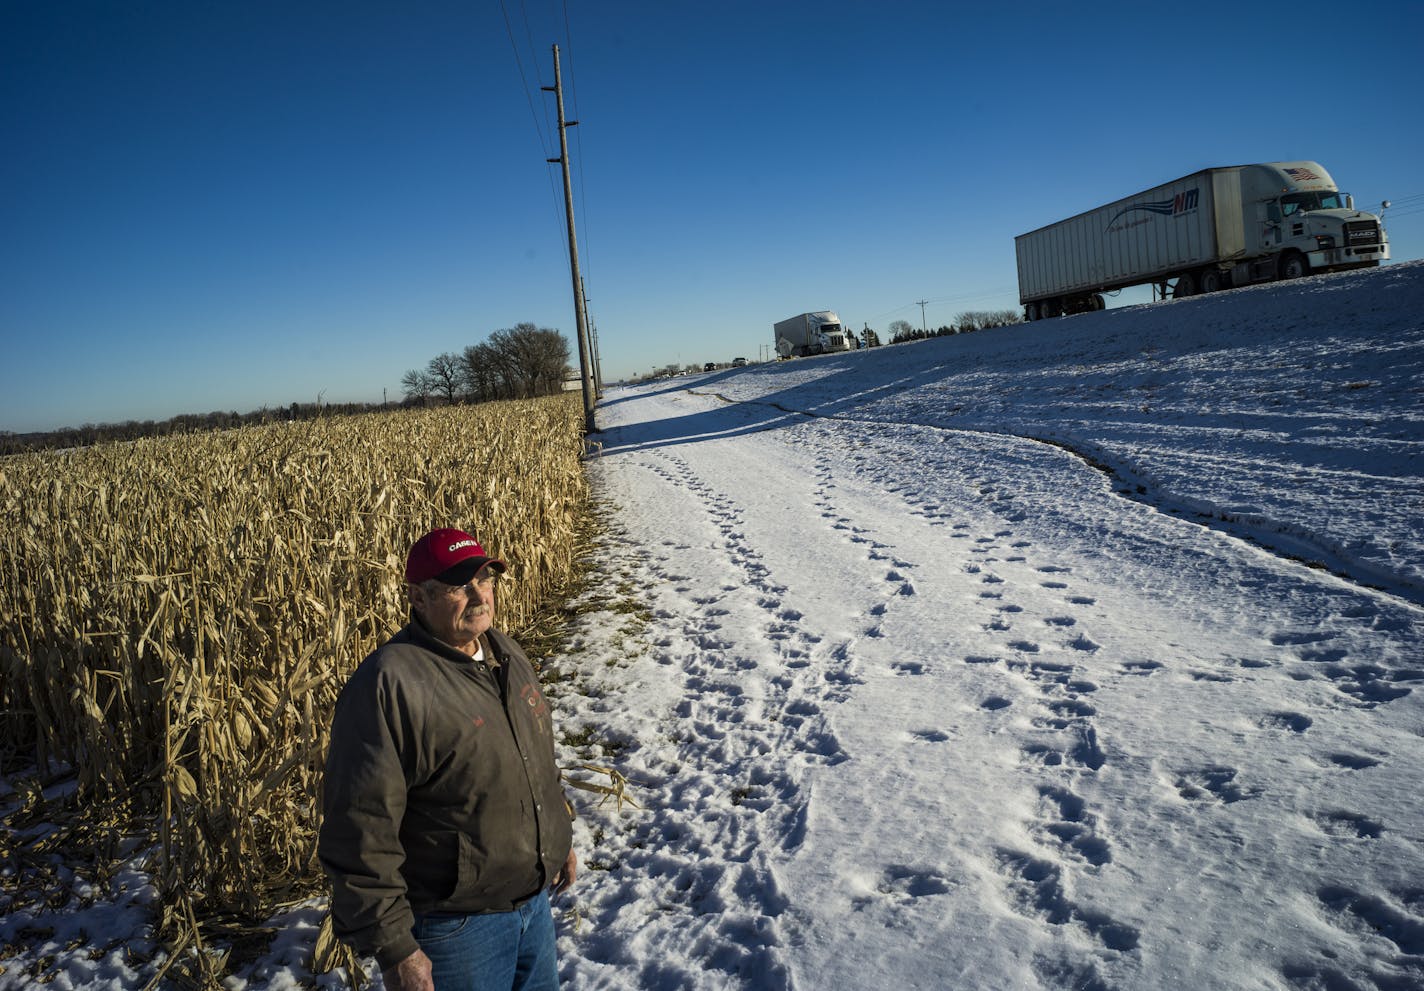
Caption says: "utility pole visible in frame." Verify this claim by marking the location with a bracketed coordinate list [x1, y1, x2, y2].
[916, 299, 929, 335]
[544, 45, 595, 434]
[591, 320, 603, 395]
[581, 276, 603, 397]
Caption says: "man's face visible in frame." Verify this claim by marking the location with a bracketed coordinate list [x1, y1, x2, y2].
[408, 570, 497, 653]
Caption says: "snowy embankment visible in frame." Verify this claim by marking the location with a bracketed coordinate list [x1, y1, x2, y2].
[550, 262, 1423, 990]
[2, 263, 1421, 990]
[708, 262, 1423, 604]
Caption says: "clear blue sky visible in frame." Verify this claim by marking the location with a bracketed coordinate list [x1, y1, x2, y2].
[4, 1, 1422, 433]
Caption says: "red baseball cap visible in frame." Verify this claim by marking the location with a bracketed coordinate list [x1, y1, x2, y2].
[405, 528, 507, 584]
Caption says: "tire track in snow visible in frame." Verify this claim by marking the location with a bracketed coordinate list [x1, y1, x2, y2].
[692, 388, 1424, 609]
[822, 424, 1141, 986]
[801, 414, 1423, 990]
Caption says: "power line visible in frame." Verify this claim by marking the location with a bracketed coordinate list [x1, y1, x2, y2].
[865, 286, 1019, 323]
[499, 0, 567, 245]
[560, 0, 593, 286]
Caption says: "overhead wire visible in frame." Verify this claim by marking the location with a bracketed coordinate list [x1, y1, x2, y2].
[1381, 192, 1424, 221]
[498, 0, 569, 253]
[560, 0, 593, 288]
[865, 287, 1021, 324]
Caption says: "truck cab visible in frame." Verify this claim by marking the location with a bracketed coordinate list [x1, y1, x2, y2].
[1243, 161, 1389, 282]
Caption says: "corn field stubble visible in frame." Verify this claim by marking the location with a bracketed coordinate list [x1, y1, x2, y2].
[0, 395, 591, 983]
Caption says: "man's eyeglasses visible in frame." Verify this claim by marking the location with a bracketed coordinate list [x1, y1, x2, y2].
[437, 574, 499, 597]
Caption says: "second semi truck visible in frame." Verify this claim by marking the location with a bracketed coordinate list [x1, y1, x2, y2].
[774, 311, 850, 358]
[1015, 161, 1389, 320]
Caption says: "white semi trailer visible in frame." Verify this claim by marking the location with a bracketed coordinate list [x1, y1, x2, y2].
[774, 311, 850, 358]
[1015, 161, 1389, 320]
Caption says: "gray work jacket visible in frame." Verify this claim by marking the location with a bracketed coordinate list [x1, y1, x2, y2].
[318, 618, 572, 970]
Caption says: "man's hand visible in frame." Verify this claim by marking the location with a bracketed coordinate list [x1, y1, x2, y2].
[382, 948, 434, 991]
[552, 848, 578, 895]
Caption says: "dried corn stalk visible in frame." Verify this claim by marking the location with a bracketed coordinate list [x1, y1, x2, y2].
[0, 395, 590, 943]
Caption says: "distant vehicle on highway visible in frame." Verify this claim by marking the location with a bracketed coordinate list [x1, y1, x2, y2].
[732, 357, 748, 367]
[704, 362, 717, 371]
[774, 311, 849, 358]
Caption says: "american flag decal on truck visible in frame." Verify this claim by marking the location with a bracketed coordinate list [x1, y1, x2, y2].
[1105, 187, 1199, 231]
[1284, 167, 1321, 182]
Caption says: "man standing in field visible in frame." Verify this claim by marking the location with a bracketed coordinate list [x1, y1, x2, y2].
[319, 527, 576, 991]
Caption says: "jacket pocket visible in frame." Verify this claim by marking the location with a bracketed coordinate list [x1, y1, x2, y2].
[402, 829, 463, 903]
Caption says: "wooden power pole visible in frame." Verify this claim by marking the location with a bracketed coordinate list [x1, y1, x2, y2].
[544, 44, 596, 434]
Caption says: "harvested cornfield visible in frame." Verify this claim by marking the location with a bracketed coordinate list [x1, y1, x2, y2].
[0, 395, 589, 951]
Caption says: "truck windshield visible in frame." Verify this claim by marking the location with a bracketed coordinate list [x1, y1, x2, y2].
[1281, 191, 1346, 216]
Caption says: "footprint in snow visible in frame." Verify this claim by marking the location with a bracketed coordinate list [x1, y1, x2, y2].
[875, 864, 954, 898]
[1121, 659, 1162, 675]
[849, 865, 955, 911]
[1269, 629, 1333, 646]
[1036, 784, 1111, 867]
[1312, 811, 1383, 839]
[993, 848, 1140, 951]
[1259, 711, 1312, 733]
[1315, 885, 1424, 956]
[1189, 669, 1233, 683]
[1175, 766, 1258, 804]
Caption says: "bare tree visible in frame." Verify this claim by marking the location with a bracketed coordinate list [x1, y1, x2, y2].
[400, 368, 432, 404]
[888, 319, 915, 342]
[426, 352, 463, 405]
[480, 324, 571, 399]
[524, 325, 571, 395]
[460, 343, 504, 403]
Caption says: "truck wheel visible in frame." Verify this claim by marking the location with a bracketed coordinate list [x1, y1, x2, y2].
[1200, 269, 1224, 294]
[1172, 272, 1196, 298]
[1278, 252, 1309, 280]
[1024, 302, 1039, 322]
[1041, 298, 1062, 318]
[1091, 294, 1105, 311]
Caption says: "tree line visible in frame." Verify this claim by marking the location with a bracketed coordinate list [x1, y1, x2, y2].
[402, 323, 572, 406]
[886, 310, 1024, 343]
[0, 401, 389, 457]
[2, 322, 574, 457]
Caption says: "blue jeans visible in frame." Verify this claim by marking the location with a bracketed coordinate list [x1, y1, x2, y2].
[410, 889, 558, 990]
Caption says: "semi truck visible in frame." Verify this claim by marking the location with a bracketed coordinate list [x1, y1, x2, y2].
[774, 311, 850, 358]
[1015, 161, 1389, 320]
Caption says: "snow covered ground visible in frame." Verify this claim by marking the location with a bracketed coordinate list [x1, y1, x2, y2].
[3, 261, 1422, 990]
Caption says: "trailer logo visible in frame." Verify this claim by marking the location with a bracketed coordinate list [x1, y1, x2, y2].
[1105, 187, 1199, 232]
